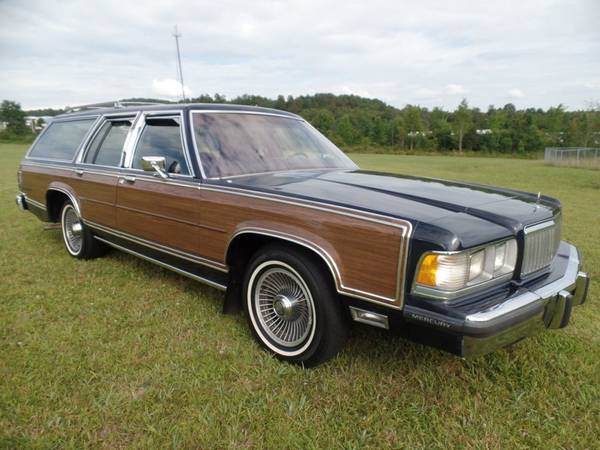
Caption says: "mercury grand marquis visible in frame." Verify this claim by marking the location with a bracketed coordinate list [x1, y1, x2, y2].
[16, 103, 591, 366]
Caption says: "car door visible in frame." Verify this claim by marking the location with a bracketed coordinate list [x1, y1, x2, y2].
[76, 114, 136, 228]
[115, 111, 205, 256]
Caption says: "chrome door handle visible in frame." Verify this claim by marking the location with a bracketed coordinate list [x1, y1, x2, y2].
[123, 176, 136, 183]
[75, 169, 84, 176]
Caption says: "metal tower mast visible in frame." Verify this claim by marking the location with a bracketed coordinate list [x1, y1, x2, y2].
[173, 25, 186, 102]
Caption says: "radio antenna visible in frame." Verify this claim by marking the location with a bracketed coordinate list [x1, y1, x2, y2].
[173, 25, 186, 102]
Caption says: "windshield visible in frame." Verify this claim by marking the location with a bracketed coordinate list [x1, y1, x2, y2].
[192, 112, 357, 178]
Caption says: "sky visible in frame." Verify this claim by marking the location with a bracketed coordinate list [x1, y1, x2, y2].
[0, 0, 599, 111]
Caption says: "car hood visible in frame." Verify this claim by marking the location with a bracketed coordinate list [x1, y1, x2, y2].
[219, 169, 560, 250]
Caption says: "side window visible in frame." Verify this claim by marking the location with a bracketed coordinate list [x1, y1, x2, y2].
[28, 118, 96, 160]
[131, 117, 190, 175]
[84, 119, 132, 166]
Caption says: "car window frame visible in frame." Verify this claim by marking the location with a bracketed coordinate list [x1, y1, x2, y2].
[25, 115, 101, 163]
[125, 110, 195, 179]
[78, 113, 138, 169]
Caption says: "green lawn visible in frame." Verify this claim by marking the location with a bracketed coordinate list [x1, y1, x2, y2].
[1, 144, 599, 449]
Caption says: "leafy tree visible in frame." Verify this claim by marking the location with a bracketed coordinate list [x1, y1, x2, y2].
[0, 100, 28, 135]
[390, 116, 406, 147]
[404, 106, 425, 149]
[213, 93, 227, 103]
[452, 99, 472, 153]
[303, 108, 335, 135]
[430, 108, 453, 150]
[336, 115, 357, 145]
[22, 107, 65, 117]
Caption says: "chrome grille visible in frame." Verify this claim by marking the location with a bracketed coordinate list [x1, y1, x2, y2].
[521, 217, 561, 276]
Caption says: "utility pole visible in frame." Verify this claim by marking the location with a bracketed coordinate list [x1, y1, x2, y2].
[173, 25, 186, 102]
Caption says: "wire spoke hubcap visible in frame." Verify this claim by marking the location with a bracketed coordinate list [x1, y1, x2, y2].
[63, 206, 82, 253]
[254, 267, 314, 348]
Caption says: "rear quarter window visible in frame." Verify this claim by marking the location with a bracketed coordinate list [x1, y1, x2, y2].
[28, 118, 96, 161]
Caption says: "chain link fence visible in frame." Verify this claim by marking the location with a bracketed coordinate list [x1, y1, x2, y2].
[545, 147, 600, 169]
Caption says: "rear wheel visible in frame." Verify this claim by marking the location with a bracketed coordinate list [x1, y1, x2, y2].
[243, 244, 349, 367]
[60, 201, 107, 259]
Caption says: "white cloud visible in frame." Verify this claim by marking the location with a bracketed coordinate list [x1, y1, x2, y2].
[414, 88, 440, 99]
[340, 85, 371, 98]
[445, 84, 467, 95]
[584, 81, 600, 89]
[412, 84, 467, 102]
[508, 88, 525, 98]
[152, 79, 191, 98]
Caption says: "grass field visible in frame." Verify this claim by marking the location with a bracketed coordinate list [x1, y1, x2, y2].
[1, 143, 599, 449]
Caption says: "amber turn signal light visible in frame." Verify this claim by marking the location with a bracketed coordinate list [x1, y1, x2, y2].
[416, 254, 438, 287]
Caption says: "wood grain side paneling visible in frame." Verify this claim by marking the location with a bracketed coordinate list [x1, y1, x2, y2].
[20, 164, 77, 206]
[195, 187, 409, 302]
[116, 176, 218, 256]
[78, 172, 118, 227]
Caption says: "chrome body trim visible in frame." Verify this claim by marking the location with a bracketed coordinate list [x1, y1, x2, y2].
[118, 172, 198, 186]
[191, 109, 300, 119]
[46, 186, 81, 215]
[21, 161, 199, 188]
[21, 160, 85, 172]
[93, 236, 227, 291]
[214, 167, 344, 181]
[349, 307, 390, 330]
[524, 219, 555, 234]
[84, 220, 228, 273]
[25, 196, 46, 211]
[206, 184, 412, 231]
[228, 228, 346, 301]
[413, 273, 513, 301]
[188, 110, 207, 179]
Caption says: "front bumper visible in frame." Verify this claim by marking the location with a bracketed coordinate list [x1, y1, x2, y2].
[403, 242, 590, 357]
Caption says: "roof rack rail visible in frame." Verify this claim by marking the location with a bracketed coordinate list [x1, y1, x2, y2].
[65, 100, 171, 113]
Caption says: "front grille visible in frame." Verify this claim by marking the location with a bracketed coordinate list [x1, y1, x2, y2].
[521, 216, 561, 276]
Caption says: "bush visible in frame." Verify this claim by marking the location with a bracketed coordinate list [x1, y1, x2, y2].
[0, 130, 36, 144]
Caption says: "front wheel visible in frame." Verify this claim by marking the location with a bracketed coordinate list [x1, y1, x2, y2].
[243, 244, 349, 367]
[60, 201, 107, 259]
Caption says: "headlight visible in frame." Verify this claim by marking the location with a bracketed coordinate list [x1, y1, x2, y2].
[414, 239, 517, 298]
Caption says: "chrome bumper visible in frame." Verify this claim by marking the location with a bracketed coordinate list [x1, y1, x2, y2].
[16, 193, 27, 211]
[461, 242, 590, 356]
[402, 242, 590, 356]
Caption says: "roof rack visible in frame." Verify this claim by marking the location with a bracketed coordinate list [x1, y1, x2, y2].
[65, 100, 171, 113]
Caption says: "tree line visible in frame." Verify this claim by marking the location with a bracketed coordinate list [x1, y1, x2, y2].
[194, 94, 599, 154]
[5, 94, 600, 154]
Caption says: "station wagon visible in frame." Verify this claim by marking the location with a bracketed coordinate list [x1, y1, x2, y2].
[16, 103, 591, 366]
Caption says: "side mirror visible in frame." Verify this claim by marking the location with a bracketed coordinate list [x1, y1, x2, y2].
[141, 156, 169, 179]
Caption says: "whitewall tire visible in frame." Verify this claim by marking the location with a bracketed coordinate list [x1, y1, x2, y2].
[243, 243, 350, 366]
